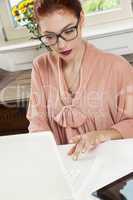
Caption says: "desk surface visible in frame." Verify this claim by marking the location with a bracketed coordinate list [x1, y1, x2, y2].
[0, 133, 132, 200]
[58, 139, 133, 200]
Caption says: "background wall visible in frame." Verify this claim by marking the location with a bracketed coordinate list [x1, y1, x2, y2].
[0, 22, 4, 45]
[0, 19, 11, 71]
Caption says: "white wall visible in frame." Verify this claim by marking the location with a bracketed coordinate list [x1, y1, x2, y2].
[0, 23, 3, 45]
[0, 17, 5, 46]
[0, 19, 11, 71]
[0, 20, 11, 71]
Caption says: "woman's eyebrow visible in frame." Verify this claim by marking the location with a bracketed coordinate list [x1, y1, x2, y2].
[44, 22, 75, 34]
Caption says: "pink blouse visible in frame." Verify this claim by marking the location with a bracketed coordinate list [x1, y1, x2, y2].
[26, 40, 133, 144]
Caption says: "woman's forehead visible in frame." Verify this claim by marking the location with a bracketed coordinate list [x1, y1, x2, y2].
[39, 10, 77, 33]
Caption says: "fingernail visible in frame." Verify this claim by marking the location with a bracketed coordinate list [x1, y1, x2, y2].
[73, 155, 78, 161]
[82, 149, 85, 153]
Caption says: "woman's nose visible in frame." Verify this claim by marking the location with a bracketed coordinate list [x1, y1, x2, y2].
[57, 37, 67, 49]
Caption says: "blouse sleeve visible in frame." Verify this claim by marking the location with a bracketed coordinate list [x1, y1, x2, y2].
[111, 57, 133, 138]
[26, 60, 50, 133]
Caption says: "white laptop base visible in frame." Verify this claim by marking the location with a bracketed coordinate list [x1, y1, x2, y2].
[0, 132, 74, 200]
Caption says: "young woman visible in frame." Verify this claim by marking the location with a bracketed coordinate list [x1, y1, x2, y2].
[27, 0, 133, 160]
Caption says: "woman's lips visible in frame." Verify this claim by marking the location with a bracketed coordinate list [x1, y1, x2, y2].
[60, 49, 72, 56]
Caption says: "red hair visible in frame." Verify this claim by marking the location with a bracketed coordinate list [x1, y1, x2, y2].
[34, 0, 82, 22]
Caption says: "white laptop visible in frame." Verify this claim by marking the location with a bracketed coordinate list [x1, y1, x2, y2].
[0, 132, 75, 200]
[0, 132, 101, 200]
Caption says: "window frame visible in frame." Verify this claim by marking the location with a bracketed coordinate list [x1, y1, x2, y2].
[84, 0, 133, 27]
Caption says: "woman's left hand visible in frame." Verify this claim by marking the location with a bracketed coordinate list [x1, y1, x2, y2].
[67, 130, 115, 160]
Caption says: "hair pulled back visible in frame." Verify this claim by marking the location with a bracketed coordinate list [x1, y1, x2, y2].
[34, 0, 82, 21]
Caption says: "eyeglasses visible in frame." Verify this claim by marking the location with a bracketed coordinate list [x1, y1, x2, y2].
[39, 18, 79, 47]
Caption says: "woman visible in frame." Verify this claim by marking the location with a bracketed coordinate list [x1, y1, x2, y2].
[27, 0, 133, 160]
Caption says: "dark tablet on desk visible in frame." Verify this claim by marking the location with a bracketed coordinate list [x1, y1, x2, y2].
[92, 172, 133, 200]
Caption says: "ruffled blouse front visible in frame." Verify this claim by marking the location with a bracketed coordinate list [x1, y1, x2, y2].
[27, 40, 133, 144]
[52, 43, 95, 142]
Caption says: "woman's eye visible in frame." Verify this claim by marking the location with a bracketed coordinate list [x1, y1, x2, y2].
[45, 35, 54, 40]
[64, 28, 75, 34]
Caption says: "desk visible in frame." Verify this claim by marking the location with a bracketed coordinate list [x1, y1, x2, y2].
[58, 139, 133, 200]
[0, 133, 132, 200]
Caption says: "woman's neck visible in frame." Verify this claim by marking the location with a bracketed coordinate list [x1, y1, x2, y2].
[61, 40, 86, 94]
[63, 40, 86, 73]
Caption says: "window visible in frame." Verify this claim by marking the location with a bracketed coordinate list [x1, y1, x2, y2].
[0, 0, 133, 42]
[8, 0, 24, 27]
[83, 0, 121, 14]
[0, 0, 30, 41]
[82, 0, 133, 26]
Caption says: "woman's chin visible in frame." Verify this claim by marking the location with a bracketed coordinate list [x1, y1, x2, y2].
[59, 49, 74, 62]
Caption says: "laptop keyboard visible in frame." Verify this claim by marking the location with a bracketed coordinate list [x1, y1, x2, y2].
[58, 145, 97, 194]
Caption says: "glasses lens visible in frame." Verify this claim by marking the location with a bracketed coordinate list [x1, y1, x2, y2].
[61, 27, 78, 41]
[41, 34, 57, 46]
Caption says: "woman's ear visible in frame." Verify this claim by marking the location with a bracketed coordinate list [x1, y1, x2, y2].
[79, 10, 85, 27]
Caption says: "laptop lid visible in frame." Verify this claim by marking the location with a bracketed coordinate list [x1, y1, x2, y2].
[0, 132, 74, 200]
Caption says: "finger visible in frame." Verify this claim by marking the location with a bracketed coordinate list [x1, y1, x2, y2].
[69, 135, 81, 144]
[72, 140, 85, 160]
[67, 144, 77, 156]
[83, 140, 96, 153]
[99, 133, 110, 143]
[95, 137, 101, 145]
[81, 135, 93, 153]
[89, 144, 97, 151]
[92, 135, 106, 147]
[81, 142, 86, 153]
[81, 136, 91, 152]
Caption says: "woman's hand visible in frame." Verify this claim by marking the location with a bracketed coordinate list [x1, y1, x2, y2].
[68, 129, 122, 160]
